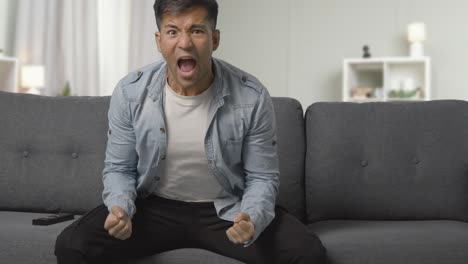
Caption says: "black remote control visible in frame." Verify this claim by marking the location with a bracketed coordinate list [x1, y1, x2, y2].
[32, 213, 75, 226]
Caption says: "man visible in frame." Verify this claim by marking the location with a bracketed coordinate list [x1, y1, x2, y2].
[55, 0, 326, 263]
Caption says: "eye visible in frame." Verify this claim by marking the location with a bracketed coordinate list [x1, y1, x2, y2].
[192, 29, 204, 34]
[167, 30, 177, 36]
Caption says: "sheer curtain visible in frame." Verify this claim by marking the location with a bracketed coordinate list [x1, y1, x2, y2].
[15, 0, 99, 96]
[62, 0, 100, 96]
[99, 0, 162, 96]
[98, 0, 131, 96]
[15, 0, 67, 96]
[14, 0, 161, 96]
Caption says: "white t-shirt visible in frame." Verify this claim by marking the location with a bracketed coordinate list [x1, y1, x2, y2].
[152, 82, 224, 202]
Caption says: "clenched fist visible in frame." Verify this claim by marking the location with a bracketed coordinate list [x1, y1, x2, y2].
[104, 206, 132, 240]
[226, 212, 255, 245]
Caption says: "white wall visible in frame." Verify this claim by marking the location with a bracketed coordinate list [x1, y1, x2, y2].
[217, 0, 468, 108]
[0, 0, 8, 54]
[289, 0, 408, 106]
[216, 0, 290, 97]
[0, 0, 17, 56]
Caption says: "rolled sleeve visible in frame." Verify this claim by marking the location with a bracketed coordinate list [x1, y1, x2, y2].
[240, 87, 280, 245]
[102, 85, 139, 218]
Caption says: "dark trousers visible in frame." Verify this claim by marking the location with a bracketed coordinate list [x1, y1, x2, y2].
[55, 195, 326, 264]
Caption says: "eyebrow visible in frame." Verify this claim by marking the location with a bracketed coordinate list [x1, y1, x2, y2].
[163, 24, 179, 29]
[191, 24, 208, 29]
[163, 23, 209, 30]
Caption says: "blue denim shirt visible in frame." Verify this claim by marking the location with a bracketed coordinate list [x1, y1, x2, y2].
[102, 58, 279, 244]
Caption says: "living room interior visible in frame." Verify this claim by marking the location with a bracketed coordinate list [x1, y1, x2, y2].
[1, 0, 467, 106]
[1, 1, 468, 264]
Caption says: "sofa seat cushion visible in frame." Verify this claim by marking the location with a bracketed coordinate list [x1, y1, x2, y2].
[1, 211, 244, 264]
[309, 220, 468, 264]
[0, 211, 75, 264]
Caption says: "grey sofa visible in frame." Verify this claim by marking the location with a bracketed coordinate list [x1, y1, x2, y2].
[1, 90, 468, 264]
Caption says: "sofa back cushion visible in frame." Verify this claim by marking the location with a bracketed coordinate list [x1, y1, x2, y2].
[305, 100, 468, 223]
[0, 92, 109, 214]
[272, 97, 306, 222]
[0, 92, 306, 219]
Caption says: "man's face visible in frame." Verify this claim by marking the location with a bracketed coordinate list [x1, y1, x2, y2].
[156, 7, 220, 94]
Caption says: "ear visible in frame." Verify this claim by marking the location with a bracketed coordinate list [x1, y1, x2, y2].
[155, 32, 162, 53]
[212, 29, 220, 51]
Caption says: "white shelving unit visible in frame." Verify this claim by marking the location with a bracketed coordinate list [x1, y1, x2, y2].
[0, 56, 19, 93]
[343, 57, 431, 102]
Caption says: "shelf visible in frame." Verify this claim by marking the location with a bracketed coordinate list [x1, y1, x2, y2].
[345, 56, 429, 64]
[343, 56, 431, 102]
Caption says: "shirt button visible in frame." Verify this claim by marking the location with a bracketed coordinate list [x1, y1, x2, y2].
[241, 76, 247, 83]
[160, 127, 166, 134]
[23, 151, 30, 158]
[161, 155, 166, 160]
[72, 153, 79, 159]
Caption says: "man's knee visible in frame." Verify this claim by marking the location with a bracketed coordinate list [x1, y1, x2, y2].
[302, 242, 327, 264]
[278, 232, 327, 264]
[281, 244, 326, 264]
[55, 247, 87, 264]
[55, 227, 87, 263]
[298, 231, 326, 263]
[55, 224, 99, 262]
[55, 226, 72, 253]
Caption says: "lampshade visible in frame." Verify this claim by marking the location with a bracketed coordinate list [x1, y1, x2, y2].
[407, 22, 426, 43]
[21, 65, 45, 88]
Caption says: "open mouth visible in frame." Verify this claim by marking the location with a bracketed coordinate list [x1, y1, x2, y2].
[177, 58, 197, 74]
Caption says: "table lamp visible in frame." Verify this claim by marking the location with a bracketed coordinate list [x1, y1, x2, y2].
[21, 65, 45, 95]
[407, 22, 426, 57]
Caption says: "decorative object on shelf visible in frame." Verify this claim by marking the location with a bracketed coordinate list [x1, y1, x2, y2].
[407, 22, 426, 57]
[21, 65, 45, 95]
[389, 77, 421, 99]
[391, 78, 418, 91]
[61, 81, 72, 96]
[388, 88, 421, 99]
[363, 45, 371, 58]
[374, 87, 383, 99]
[351, 87, 374, 100]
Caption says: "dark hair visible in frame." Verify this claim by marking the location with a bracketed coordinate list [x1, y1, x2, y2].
[154, 0, 219, 30]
